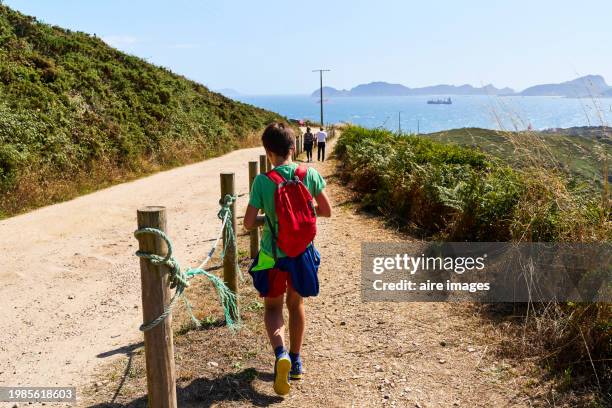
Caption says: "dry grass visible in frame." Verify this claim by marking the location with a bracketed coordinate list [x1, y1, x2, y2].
[450, 97, 612, 404]
[479, 302, 611, 407]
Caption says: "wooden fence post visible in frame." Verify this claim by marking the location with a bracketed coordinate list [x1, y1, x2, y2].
[248, 161, 260, 258]
[136, 207, 177, 408]
[267, 157, 272, 172]
[259, 155, 267, 175]
[220, 173, 238, 298]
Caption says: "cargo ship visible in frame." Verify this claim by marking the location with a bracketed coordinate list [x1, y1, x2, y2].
[427, 97, 452, 105]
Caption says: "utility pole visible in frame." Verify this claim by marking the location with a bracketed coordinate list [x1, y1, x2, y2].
[312, 69, 330, 127]
[417, 119, 420, 135]
[398, 111, 402, 134]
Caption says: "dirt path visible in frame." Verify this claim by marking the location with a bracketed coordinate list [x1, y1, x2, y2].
[2, 134, 535, 407]
[222, 137, 530, 407]
[0, 146, 267, 391]
[276, 160, 529, 407]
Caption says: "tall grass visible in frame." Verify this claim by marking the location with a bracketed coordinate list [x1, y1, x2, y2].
[335, 125, 611, 400]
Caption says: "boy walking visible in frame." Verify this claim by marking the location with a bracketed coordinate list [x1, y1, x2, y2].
[243, 122, 332, 396]
[316, 127, 327, 161]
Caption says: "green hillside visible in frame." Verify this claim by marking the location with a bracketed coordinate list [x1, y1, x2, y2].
[423, 127, 611, 191]
[0, 4, 282, 217]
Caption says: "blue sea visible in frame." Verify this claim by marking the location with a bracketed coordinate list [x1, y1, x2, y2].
[234, 94, 612, 133]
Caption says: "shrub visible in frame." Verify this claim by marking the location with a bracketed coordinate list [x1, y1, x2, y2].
[336, 126, 524, 240]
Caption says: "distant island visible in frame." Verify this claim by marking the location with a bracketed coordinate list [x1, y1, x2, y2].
[518, 75, 610, 97]
[313, 82, 513, 97]
[313, 75, 612, 98]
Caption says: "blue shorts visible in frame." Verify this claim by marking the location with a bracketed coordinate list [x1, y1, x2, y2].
[248, 245, 321, 298]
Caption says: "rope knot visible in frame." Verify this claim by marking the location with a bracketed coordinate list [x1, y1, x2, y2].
[133, 223, 240, 332]
[217, 194, 236, 220]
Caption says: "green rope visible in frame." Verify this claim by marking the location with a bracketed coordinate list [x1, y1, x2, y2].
[134, 194, 240, 332]
[217, 194, 236, 258]
[217, 194, 244, 281]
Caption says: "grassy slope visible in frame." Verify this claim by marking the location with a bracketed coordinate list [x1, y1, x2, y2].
[0, 4, 283, 217]
[423, 127, 611, 190]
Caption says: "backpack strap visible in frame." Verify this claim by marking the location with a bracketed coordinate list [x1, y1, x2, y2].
[264, 169, 284, 261]
[265, 169, 286, 185]
[265, 214, 278, 262]
[266, 166, 307, 184]
[294, 165, 307, 181]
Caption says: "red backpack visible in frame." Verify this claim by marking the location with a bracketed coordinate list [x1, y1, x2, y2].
[265, 165, 317, 259]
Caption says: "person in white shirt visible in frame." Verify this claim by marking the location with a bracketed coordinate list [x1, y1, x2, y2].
[316, 127, 327, 161]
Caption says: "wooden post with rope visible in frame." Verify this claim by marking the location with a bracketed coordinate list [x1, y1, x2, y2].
[248, 161, 260, 258]
[220, 173, 238, 299]
[136, 206, 177, 408]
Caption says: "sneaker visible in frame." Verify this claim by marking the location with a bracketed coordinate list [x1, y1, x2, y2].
[273, 351, 291, 395]
[289, 353, 303, 380]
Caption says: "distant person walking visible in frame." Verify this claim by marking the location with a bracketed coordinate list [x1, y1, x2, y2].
[303, 127, 315, 162]
[316, 127, 327, 162]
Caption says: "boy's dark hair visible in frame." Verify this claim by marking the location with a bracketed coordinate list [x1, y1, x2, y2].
[262, 122, 295, 158]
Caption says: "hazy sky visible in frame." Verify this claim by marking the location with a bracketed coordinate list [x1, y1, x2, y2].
[5, 0, 612, 94]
